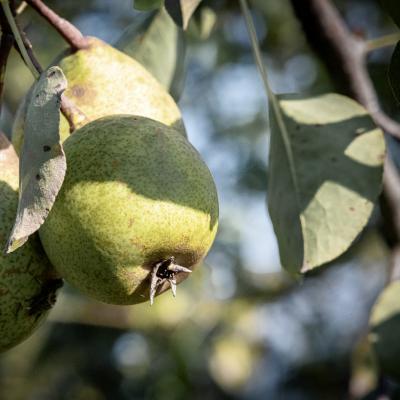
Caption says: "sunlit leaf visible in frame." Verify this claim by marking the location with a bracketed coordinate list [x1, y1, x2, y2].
[369, 281, 400, 382]
[115, 7, 186, 100]
[267, 93, 385, 274]
[381, 0, 400, 27]
[165, 0, 202, 29]
[134, 0, 163, 11]
[389, 41, 400, 104]
[5, 67, 67, 253]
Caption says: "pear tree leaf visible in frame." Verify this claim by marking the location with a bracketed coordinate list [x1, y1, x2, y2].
[389, 41, 400, 104]
[134, 0, 163, 11]
[115, 7, 186, 101]
[165, 0, 202, 30]
[267, 93, 385, 274]
[5, 66, 67, 254]
[369, 281, 400, 382]
[381, 0, 400, 28]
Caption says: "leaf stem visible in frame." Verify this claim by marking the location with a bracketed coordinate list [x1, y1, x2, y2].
[238, 0, 300, 197]
[366, 32, 400, 52]
[0, 0, 39, 78]
[25, 0, 90, 51]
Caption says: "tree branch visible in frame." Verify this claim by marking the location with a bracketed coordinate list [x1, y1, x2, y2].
[25, 0, 90, 51]
[0, 0, 88, 132]
[290, 0, 400, 140]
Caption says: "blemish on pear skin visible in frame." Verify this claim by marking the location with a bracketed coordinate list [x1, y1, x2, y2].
[71, 85, 85, 98]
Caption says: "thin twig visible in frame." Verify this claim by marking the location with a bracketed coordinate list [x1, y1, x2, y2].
[60, 94, 88, 133]
[239, 0, 301, 203]
[1, 0, 39, 78]
[0, 0, 87, 132]
[366, 32, 400, 52]
[291, 0, 400, 140]
[25, 0, 90, 51]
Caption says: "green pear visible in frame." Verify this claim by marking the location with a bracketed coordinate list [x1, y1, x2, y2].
[0, 134, 61, 352]
[39, 115, 218, 305]
[12, 36, 185, 154]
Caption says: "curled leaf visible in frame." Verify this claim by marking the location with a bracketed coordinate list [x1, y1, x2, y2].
[5, 66, 67, 253]
[267, 93, 385, 273]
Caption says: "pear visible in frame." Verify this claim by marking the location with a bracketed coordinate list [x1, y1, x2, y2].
[12, 36, 185, 154]
[39, 115, 218, 305]
[0, 134, 61, 352]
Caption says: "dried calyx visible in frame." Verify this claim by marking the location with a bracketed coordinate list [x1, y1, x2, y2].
[150, 256, 191, 305]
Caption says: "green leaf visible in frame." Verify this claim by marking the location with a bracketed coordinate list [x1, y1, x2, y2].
[389, 41, 400, 104]
[267, 93, 385, 274]
[134, 0, 163, 11]
[369, 281, 400, 382]
[381, 0, 400, 28]
[115, 8, 186, 101]
[165, 0, 202, 29]
[5, 66, 67, 253]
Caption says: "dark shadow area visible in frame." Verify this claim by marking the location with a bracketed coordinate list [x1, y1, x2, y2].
[371, 313, 400, 383]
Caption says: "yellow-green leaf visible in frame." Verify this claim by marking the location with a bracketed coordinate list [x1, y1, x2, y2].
[267, 93, 385, 273]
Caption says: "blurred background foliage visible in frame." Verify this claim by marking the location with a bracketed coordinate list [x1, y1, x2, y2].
[1, 0, 399, 399]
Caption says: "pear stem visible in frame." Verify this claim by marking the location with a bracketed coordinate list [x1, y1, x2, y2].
[25, 0, 90, 51]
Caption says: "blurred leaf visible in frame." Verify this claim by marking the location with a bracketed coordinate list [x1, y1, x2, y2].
[5, 67, 67, 253]
[267, 93, 385, 274]
[381, 0, 400, 27]
[369, 281, 400, 382]
[134, 0, 163, 11]
[115, 8, 186, 101]
[165, 0, 202, 29]
[389, 41, 400, 104]
[189, 6, 217, 40]
[208, 333, 258, 392]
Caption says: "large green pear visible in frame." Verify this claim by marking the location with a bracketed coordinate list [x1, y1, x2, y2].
[39, 115, 218, 305]
[12, 36, 185, 154]
[0, 134, 61, 352]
